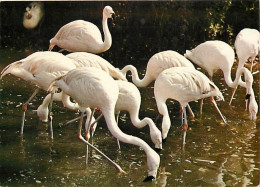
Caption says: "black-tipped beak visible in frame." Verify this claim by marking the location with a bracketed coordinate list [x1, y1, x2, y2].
[111, 13, 116, 20]
[143, 175, 155, 182]
[245, 94, 251, 100]
[154, 148, 162, 153]
[162, 138, 166, 144]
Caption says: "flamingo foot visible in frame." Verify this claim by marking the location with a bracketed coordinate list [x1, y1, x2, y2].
[189, 114, 195, 120]
[77, 134, 84, 141]
[22, 104, 27, 112]
[183, 124, 188, 132]
[179, 107, 183, 114]
[85, 130, 90, 141]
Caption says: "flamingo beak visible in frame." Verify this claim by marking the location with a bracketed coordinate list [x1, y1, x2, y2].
[26, 12, 32, 19]
[154, 148, 162, 153]
[143, 175, 155, 182]
[162, 138, 166, 144]
[111, 13, 116, 20]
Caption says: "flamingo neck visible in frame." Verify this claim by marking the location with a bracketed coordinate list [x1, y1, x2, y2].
[156, 100, 170, 140]
[101, 17, 112, 52]
[121, 65, 153, 87]
[104, 109, 155, 154]
[223, 68, 246, 89]
[37, 92, 63, 121]
[61, 92, 79, 110]
[129, 110, 148, 129]
[42, 92, 63, 108]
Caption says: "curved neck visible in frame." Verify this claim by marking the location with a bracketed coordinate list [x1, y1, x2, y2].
[129, 110, 148, 129]
[41, 92, 63, 108]
[61, 92, 79, 110]
[121, 65, 153, 87]
[104, 109, 154, 154]
[101, 17, 112, 52]
[223, 68, 246, 89]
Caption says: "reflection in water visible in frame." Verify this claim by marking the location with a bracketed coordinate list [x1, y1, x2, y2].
[0, 49, 259, 186]
[0, 1, 259, 186]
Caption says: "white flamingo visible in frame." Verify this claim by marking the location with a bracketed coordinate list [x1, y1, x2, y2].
[184, 40, 258, 120]
[23, 2, 44, 29]
[37, 52, 126, 121]
[49, 67, 160, 181]
[230, 28, 260, 103]
[154, 67, 224, 144]
[121, 50, 195, 87]
[35, 52, 126, 141]
[121, 50, 196, 119]
[243, 68, 258, 120]
[66, 52, 126, 81]
[49, 6, 115, 53]
[0, 51, 77, 138]
[235, 28, 260, 72]
[85, 80, 162, 151]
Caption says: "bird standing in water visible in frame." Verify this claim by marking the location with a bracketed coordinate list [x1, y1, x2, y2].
[49, 67, 160, 182]
[184, 40, 258, 120]
[49, 6, 115, 53]
[154, 67, 224, 144]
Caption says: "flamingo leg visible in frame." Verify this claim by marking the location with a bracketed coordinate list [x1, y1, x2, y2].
[250, 57, 255, 72]
[48, 92, 54, 139]
[61, 114, 87, 127]
[229, 86, 237, 106]
[211, 96, 227, 124]
[116, 111, 121, 151]
[21, 88, 40, 135]
[85, 109, 95, 165]
[187, 104, 195, 119]
[199, 99, 204, 115]
[77, 112, 125, 173]
[182, 106, 188, 145]
[58, 49, 65, 53]
[89, 113, 104, 144]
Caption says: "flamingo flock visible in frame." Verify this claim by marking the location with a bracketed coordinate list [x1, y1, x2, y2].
[1, 4, 259, 182]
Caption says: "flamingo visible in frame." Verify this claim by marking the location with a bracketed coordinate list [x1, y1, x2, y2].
[84, 80, 162, 151]
[49, 6, 115, 53]
[184, 40, 258, 120]
[23, 2, 44, 30]
[48, 67, 160, 181]
[121, 50, 196, 119]
[243, 68, 258, 120]
[235, 28, 260, 72]
[0, 51, 77, 138]
[229, 28, 260, 103]
[121, 50, 195, 87]
[154, 67, 224, 144]
[66, 52, 126, 81]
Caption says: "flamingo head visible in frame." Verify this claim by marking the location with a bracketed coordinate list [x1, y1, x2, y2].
[143, 149, 160, 182]
[103, 6, 115, 19]
[149, 120, 162, 152]
[248, 94, 258, 120]
[37, 104, 48, 122]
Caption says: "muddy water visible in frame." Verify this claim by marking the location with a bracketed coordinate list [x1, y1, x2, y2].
[0, 48, 259, 186]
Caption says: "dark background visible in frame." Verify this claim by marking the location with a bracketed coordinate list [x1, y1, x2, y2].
[0, 1, 259, 68]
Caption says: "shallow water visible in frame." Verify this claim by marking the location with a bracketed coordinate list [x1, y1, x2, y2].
[0, 48, 259, 186]
[0, 1, 259, 186]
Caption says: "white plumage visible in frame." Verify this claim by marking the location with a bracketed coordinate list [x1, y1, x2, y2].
[49, 6, 115, 53]
[184, 40, 258, 120]
[154, 67, 224, 143]
[51, 67, 160, 181]
[235, 28, 260, 72]
[121, 50, 195, 87]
